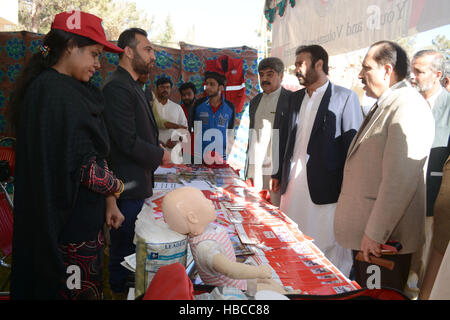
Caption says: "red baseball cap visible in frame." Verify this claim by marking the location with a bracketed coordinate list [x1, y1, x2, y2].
[51, 11, 123, 54]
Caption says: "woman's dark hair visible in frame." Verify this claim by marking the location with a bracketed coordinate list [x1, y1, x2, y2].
[7, 29, 97, 133]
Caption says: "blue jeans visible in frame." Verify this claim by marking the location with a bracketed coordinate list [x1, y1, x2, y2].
[108, 199, 144, 293]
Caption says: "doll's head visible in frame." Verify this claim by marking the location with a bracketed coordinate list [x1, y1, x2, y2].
[162, 187, 216, 237]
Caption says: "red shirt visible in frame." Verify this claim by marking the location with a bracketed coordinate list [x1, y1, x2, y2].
[210, 100, 222, 114]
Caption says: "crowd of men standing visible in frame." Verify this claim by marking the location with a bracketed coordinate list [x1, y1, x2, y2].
[7, 9, 448, 299]
[245, 42, 449, 298]
[108, 34, 449, 297]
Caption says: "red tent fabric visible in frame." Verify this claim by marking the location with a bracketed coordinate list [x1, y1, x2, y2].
[205, 55, 246, 113]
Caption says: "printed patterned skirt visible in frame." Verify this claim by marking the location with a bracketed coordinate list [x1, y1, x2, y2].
[58, 231, 105, 300]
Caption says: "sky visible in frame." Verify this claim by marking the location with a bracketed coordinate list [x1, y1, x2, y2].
[133, 0, 266, 48]
[414, 24, 449, 50]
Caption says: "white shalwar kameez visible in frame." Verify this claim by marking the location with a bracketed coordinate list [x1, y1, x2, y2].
[280, 81, 352, 277]
[247, 87, 282, 206]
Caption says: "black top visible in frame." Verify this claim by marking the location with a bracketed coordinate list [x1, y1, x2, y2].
[102, 66, 163, 200]
[279, 83, 361, 204]
[11, 68, 110, 299]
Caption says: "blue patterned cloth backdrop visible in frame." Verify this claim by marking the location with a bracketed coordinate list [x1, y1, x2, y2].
[0, 32, 260, 174]
[0, 31, 121, 136]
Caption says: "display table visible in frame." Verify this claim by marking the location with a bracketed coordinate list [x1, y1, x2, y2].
[141, 164, 360, 296]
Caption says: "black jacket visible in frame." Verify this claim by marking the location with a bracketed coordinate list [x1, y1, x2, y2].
[426, 89, 450, 216]
[279, 82, 363, 204]
[102, 66, 163, 200]
[12, 69, 110, 299]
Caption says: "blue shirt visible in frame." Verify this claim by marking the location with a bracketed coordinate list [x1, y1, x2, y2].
[193, 96, 235, 161]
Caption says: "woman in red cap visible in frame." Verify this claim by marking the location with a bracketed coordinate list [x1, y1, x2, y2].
[8, 11, 125, 300]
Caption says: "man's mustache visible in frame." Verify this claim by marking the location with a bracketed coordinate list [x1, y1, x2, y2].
[296, 72, 304, 78]
[261, 81, 271, 86]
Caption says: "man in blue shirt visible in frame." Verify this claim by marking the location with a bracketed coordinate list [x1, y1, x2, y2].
[191, 71, 235, 164]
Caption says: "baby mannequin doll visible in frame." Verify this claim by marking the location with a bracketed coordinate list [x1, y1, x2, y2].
[162, 187, 296, 295]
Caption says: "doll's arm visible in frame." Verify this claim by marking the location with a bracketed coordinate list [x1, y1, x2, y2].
[255, 278, 302, 295]
[212, 253, 272, 280]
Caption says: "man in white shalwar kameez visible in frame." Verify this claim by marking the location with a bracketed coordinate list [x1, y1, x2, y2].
[274, 45, 363, 277]
[153, 77, 188, 159]
[245, 57, 292, 207]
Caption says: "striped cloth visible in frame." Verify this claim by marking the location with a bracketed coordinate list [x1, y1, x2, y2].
[189, 225, 246, 290]
[228, 103, 250, 178]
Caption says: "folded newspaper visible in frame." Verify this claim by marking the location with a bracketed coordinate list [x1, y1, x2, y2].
[121, 253, 136, 272]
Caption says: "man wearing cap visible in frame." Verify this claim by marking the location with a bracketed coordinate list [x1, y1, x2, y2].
[191, 71, 235, 164]
[102, 28, 171, 299]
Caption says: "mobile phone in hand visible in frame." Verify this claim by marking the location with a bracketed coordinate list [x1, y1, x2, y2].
[381, 240, 403, 253]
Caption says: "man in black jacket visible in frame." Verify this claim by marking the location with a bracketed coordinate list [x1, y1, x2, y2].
[102, 28, 171, 299]
[244, 57, 291, 207]
[274, 45, 363, 276]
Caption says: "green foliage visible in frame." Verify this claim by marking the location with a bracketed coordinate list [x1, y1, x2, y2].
[431, 35, 450, 60]
[396, 34, 449, 61]
[153, 14, 176, 47]
[18, 0, 154, 40]
[396, 35, 417, 60]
